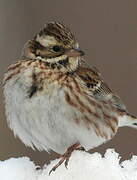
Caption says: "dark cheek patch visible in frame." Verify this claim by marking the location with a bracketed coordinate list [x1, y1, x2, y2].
[36, 49, 50, 58]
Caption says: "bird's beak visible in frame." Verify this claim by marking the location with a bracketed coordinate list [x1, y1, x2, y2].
[65, 48, 85, 57]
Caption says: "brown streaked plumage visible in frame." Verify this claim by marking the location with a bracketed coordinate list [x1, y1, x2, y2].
[3, 21, 137, 174]
[39, 22, 75, 45]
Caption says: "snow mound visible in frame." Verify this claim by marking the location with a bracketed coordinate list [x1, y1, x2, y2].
[0, 149, 137, 180]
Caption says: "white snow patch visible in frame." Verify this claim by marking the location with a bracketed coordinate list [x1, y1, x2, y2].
[0, 157, 38, 180]
[0, 149, 137, 180]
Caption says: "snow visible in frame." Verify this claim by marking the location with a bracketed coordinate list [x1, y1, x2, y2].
[0, 149, 137, 180]
[0, 157, 38, 180]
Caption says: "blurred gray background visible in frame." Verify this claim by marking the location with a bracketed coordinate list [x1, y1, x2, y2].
[0, 0, 137, 165]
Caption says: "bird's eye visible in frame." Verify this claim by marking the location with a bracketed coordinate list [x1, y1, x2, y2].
[52, 46, 61, 52]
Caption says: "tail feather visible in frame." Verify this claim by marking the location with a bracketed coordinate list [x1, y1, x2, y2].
[118, 113, 137, 129]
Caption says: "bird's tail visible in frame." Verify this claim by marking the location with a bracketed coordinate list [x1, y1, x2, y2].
[119, 113, 137, 129]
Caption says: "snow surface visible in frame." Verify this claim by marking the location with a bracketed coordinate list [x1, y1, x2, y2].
[0, 149, 137, 180]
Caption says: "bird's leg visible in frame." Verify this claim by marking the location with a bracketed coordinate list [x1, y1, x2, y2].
[49, 142, 83, 175]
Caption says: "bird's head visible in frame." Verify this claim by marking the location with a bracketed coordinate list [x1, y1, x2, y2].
[22, 21, 85, 73]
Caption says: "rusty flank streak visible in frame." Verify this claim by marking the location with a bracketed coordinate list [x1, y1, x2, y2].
[4, 69, 21, 83]
[84, 94, 102, 110]
[83, 115, 91, 130]
[73, 91, 101, 119]
[84, 115, 99, 132]
[72, 78, 82, 93]
[83, 115, 105, 137]
[7, 62, 22, 71]
[65, 91, 85, 113]
[65, 82, 102, 119]
[72, 92, 88, 113]
[93, 122, 105, 138]
[103, 113, 117, 133]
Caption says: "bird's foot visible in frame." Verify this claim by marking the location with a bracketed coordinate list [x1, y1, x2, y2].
[49, 143, 83, 175]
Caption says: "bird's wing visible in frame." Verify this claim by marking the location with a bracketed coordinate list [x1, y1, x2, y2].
[76, 62, 127, 111]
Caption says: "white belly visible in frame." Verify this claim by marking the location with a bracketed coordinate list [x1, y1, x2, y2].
[3, 74, 112, 154]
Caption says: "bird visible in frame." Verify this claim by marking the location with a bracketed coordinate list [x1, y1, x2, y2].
[3, 21, 137, 174]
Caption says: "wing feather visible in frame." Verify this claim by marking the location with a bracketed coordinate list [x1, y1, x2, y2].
[76, 62, 127, 111]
